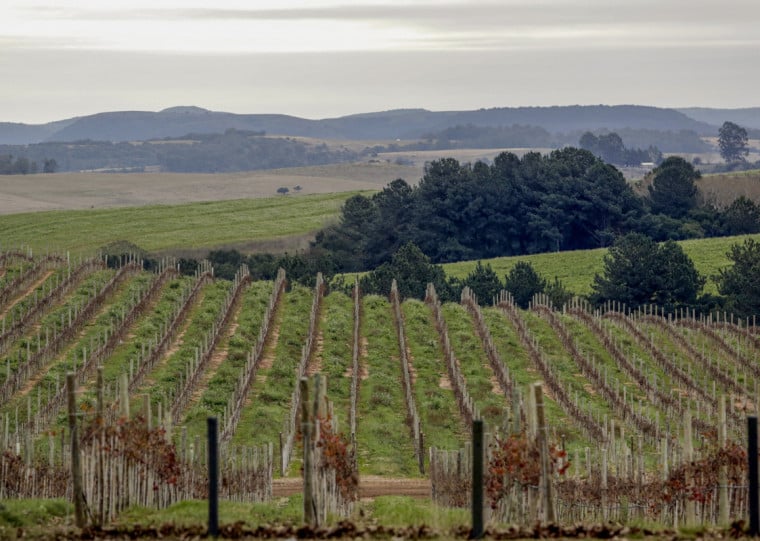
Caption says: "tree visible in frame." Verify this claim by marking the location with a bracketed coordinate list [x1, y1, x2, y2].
[504, 261, 546, 309]
[359, 242, 452, 300]
[721, 196, 760, 235]
[590, 233, 704, 310]
[276, 186, 290, 195]
[718, 121, 749, 163]
[716, 238, 760, 318]
[460, 262, 503, 305]
[647, 156, 700, 218]
[43, 158, 58, 173]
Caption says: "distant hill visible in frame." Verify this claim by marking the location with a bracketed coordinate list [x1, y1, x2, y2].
[0, 104, 744, 145]
[677, 107, 760, 131]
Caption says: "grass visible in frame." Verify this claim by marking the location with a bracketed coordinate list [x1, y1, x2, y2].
[0, 269, 117, 416]
[557, 313, 663, 431]
[356, 295, 418, 476]
[481, 307, 584, 443]
[81, 276, 193, 392]
[443, 233, 760, 296]
[401, 299, 468, 451]
[112, 495, 469, 530]
[440, 303, 508, 430]
[180, 280, 273, 441]
[1, 263, 75, 326]
[0, 499, 72, 528]
[133, 280, 230, 413]
[231, 285, 314, 448]
[313, 291, 354, 430]
[0, 193, 359, 256]
[114, 497, 303, 527]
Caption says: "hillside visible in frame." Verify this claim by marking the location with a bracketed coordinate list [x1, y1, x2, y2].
[0, 253, 756, 527]
[0, 104, 732, 145]
[677, 107, 760, 131]
[443, 233, 760, 296]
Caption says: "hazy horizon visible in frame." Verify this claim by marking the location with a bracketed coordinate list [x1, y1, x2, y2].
[2, 0, 759, 124]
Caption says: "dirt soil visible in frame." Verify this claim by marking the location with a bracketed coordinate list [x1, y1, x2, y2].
[273, 475, 430, 499]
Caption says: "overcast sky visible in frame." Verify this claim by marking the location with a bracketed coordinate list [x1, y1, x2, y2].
[1, 0, 759, 124]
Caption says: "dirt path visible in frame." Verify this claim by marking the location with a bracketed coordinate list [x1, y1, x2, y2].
[306, 330, 324, 376]
[246, 300, 283, 402]
[184, 293, 246, 409]
[272, 475, 430, 499]
[140, 290, 205, 388]
[0, 270, 54, 318]
[13, 273, 132, 402]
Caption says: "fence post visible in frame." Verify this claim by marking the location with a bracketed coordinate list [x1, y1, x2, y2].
[96, 366, 105, 527]
[67, 373, 86, 528]
[207, 417, 219, 538]
[470, 419, 484, 540]
[749, 416, 759, 536]
[534, 382, 555, 523]
[719, 395, 729, 524]
[301, 378, 316, 527]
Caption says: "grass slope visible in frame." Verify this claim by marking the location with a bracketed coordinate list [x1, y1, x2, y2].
[0, 193, 358, 255]
[443, 233, 760, 295]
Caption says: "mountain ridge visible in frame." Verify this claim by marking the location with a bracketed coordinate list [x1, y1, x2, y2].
[2, 104, 757, 146]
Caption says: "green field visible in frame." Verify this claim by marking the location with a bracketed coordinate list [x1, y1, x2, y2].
[443, 233, 760, 295]
[0, 192, 360, 255]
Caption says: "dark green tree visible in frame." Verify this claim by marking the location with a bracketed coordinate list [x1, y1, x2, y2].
[652, 240, 705, 309]
[360, 242, 452, 300]
[544, 277, 573, 309]
[718, 121, 749, 163]
[722, 196, 760, 235]
[648, 156, 700, 218]
[460, 261, 503, 305]
[590, 233, 703, 310]
[43, 158, 58, 173]
[504, 261, 547, 308]
[716, 238, 760, 318]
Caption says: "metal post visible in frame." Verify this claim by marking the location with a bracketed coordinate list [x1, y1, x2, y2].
[470, 419, 484, 539]
[749, 416, 759, 536]
[207, 417, 219, 538]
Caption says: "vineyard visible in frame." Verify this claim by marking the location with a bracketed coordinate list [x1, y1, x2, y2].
[1, 249, 760, 531]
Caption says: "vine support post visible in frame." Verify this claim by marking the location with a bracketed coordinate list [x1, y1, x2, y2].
[96, 366, 105, 527]
[749, 416, 759, 536]
[534, 382, 555, 523]
[719, 394, 729, 525]
[301, 377, 317, 527]
[683, 410, 696, 527]
[470, 419, 484, 539]
[207, 417, 219, 538]
[67, 372, 86, 528]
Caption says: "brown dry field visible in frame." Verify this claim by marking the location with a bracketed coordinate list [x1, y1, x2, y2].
[0, 148, 547, 215]
[0, 162, 417, 215]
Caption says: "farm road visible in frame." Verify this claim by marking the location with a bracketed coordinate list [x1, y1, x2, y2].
[273, 476, 430, 499]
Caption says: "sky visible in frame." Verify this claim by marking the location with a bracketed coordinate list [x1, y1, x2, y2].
[1, 0, 759, 124]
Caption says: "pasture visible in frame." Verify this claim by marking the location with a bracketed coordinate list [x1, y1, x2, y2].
[443, 233, 760, 295]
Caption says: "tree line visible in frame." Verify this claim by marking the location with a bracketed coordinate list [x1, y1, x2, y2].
[0, 155, 57, 174]
[313, 149, 760, 274]
[102, 146, 760, 318]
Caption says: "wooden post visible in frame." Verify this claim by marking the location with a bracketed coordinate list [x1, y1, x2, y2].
[119, 373, 129, 418]
[534, 382, 555, 523]
[96, 366, 105, 527]
[67, 373, 86, 528]
[684, 410, 696, 527]
[719, 395, 729, 524]
[301, 378, 316, 526]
